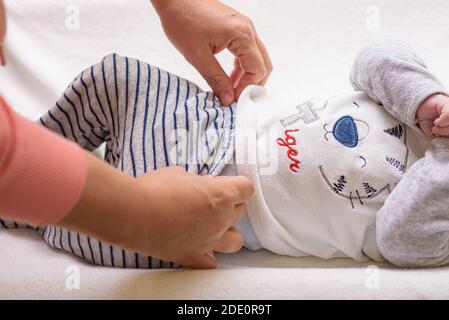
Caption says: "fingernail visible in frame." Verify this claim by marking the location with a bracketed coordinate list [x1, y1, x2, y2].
[220, 92, 233, 106]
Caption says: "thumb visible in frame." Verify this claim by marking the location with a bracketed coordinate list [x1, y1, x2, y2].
[188, 49, 235, 106]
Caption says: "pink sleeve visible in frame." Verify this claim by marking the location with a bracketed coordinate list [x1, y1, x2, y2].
[0, 96, 87, 226]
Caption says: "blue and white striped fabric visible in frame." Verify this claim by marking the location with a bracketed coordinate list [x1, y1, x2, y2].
[0, 54, 236, 269]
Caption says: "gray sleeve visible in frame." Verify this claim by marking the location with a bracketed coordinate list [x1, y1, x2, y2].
[377, 139, 449, 268]
[350, 41, 448, 132]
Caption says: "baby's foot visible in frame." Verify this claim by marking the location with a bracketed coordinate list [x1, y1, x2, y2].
[416, 93, 449, 137]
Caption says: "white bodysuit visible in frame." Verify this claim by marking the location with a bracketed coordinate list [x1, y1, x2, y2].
[234, 86, 429, 261]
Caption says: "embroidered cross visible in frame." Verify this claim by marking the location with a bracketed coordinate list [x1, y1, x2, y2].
[280, 101, 321, 127]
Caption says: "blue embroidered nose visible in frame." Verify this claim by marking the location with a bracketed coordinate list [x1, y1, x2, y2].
[332, 116, 358, 148]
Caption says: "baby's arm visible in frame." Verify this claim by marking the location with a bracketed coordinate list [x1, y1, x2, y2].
[351, 42, 449, 267]
[350, 41, 449, 136]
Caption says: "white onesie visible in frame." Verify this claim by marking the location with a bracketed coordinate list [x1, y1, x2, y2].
[234, 86, 429, 261]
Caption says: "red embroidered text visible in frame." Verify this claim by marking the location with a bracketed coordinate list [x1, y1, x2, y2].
[276, 129, 301, 173]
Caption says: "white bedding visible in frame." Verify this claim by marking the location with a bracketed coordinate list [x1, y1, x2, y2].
[1, 0, 449, 299]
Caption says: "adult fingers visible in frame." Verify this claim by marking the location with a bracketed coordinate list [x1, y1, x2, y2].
[230, 58, 244, 87]
[232, 176, 255, 204]
[216, 203, 248, 231]
[186, 251, 217, 269]
[255, 35, 273, 86]
[228, 37, 267, 100]
[215, 175, 255, 204]
[187, 48, 235, 106]
[213, 227, 244, 253]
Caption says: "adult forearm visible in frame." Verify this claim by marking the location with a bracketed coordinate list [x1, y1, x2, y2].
[0, 96, 146, 248]
[58, 151, 150, 252]
[0, 97, 87, 226]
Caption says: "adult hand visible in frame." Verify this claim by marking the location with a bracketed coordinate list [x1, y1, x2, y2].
[60, 155, 254, 269]
[151, 0, 272, 106]
[135, 167, 254, 268]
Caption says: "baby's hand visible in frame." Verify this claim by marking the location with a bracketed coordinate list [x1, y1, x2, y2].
[416, 93, 449, 137]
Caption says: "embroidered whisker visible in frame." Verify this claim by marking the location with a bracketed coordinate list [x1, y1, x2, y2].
[363, 182, 378, 198]
[349, 192, 354, 209]
[332, 175, 347, 193]
[356, 189, 363, 205]
[386, 156, 406, 173]
[384, 124, 404, 139]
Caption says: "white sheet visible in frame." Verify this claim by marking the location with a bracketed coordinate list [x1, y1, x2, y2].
[1, 0, 449, 299]
[3, 229, 449, 299]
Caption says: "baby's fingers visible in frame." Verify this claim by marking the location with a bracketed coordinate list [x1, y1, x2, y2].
[434, 111, 449, 127]
[432, 125, 449, 137]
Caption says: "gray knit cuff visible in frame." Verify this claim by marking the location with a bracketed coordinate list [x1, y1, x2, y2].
[405, 84, 449, 133]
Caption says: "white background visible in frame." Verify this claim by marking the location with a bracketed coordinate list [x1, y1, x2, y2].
[1, 0, 448, 119]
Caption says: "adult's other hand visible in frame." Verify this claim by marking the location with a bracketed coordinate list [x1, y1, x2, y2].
[61, 163, 254, 269]
[152, 0, 272, 106]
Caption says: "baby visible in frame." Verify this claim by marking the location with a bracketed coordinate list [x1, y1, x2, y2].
[2, 41, 449, 268]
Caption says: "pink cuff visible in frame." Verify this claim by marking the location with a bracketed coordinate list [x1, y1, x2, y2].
[0, 96, 87, 226]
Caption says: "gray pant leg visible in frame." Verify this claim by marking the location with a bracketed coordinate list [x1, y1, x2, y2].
[377, 139, 449, 267]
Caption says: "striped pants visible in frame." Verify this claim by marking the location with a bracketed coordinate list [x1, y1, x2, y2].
[0, 54, 236, 269]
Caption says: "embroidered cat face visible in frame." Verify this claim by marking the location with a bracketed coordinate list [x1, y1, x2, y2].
[279, 95, 410, 209]
[324, 111, 409, 209]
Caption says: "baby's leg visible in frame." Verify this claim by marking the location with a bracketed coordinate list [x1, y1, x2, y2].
[36, 54, 235, 268]
[0, 219, 45, 236]
[38, 55, 176, 268]
[377, 139, 449, 267]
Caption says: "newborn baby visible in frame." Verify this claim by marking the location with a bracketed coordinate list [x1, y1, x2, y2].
[2, 41, 449, 268]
